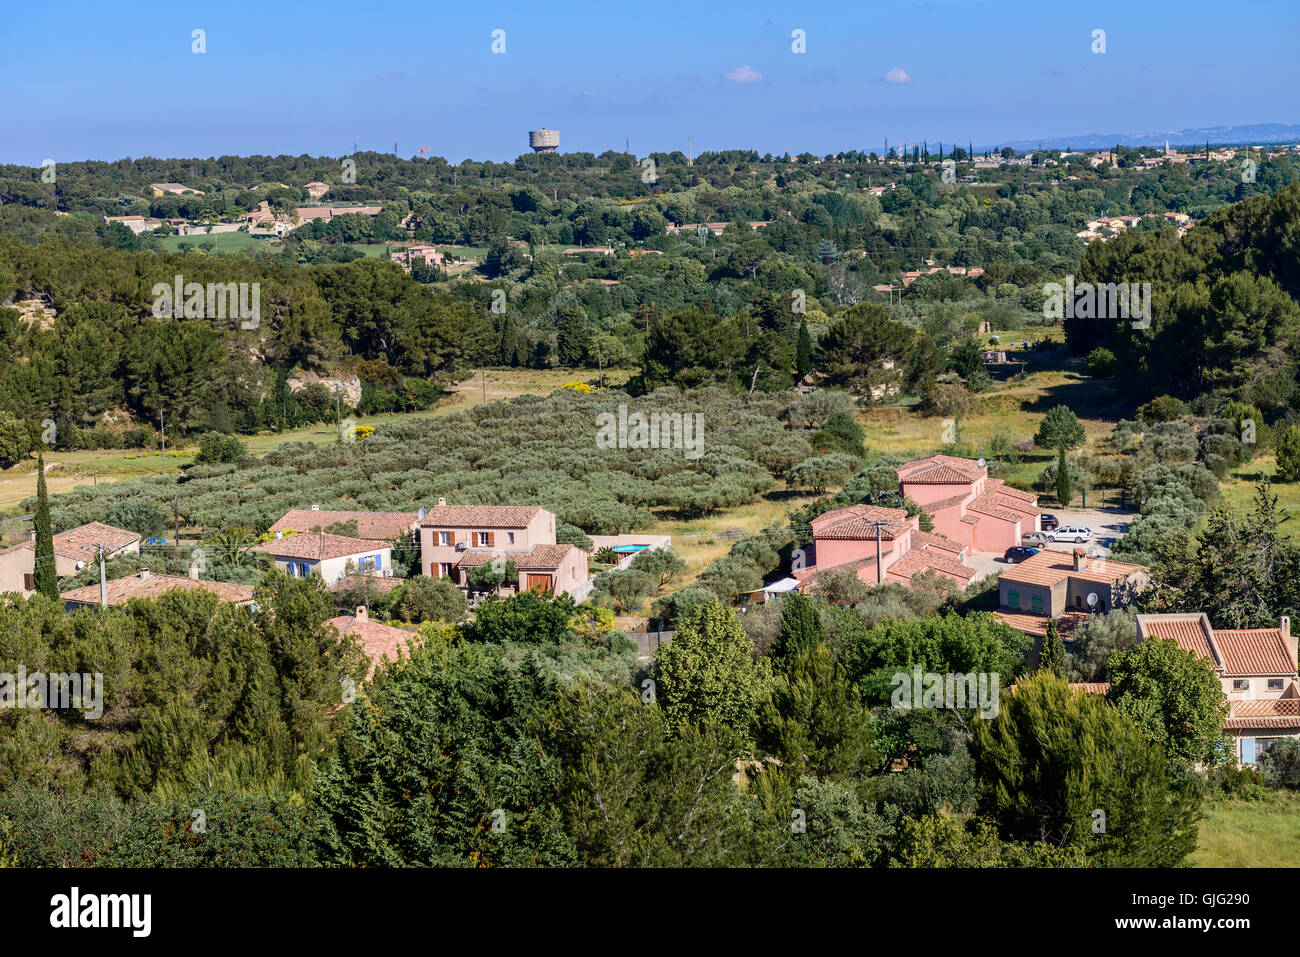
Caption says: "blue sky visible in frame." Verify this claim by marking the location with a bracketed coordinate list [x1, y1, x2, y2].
[3, 0, 1296, 164]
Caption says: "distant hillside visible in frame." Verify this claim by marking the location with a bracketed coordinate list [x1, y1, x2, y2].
[981, 122, 1300, 154]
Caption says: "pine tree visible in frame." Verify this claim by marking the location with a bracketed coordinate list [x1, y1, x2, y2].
[33, 453, 58, 600]
[1055, 445, 1071, 508]
[795, 319, 813, 378]
[1038, 619, 1066, 676]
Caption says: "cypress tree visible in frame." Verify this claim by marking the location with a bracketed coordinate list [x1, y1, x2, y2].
[1055, 445, 1071, 508]
[33, 453, 58, 599]
[1038, 618, 1066, 676]
[773, 591, 824, 661]
[795, 319, 813, 378]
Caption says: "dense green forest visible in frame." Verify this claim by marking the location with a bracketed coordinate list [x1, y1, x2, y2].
[0, 147, 1296, 446]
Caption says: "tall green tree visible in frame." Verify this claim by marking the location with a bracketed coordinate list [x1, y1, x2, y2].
[654, 599, 772, 747]
[1038, 618, 1066, 676]
[970, 671, 1201, 866]
[1107, 637, 1230, 775]
[795, 319, 814, 378]
[1036, 405, 1086, 451]
[771, 591, 824, 662]
[1054, 445, 1072, 507]
[32, 453, 58, 599]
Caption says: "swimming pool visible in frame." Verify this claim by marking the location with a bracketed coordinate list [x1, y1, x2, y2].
[612, 544, 649, 554]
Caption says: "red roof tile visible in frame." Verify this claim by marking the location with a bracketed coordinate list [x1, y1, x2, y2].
[253, 532, 390, 561]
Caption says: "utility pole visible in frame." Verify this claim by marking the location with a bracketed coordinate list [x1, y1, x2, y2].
[160, 411, 165, 477]
[481, 370, 486, 404]
[863, 520, 898, 585]
[174, 494, 180, 541]
[96, 543, 108, 608]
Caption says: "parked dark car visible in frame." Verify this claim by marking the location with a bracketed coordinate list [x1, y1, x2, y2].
[1004, 546, 1040, 563]
[1040, 514, 1059, 530]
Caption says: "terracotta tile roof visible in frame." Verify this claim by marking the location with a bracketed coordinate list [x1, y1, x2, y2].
[899, 454, 984, 483]
[986, 480, 1038, 506]
[61, 572, 254, 606]
[3, 522, 141, 562]
[455, 544, 578, 570]
[1137, 614, 1217, 663]
[998, 550, 1147, 588]
[270, 510, 418, 541]
[901, 463, 977, 485]
[252, 532, 390, 561]
[329, 615, 419, 674]
[924, 492, 971, 513]
[888, 547, 975, 582]
[909, 530, 964, 555]
[992, 609, 1090, 638]
[419, 505, 543, 528]
[960, 514, 980, 525]
[812, 504, 909, 540]
[330, 574, 405, 595]
[967, 494, 1027, 523]
[1225, 698, 1300, 729]
[1214, 628, 1296, 676]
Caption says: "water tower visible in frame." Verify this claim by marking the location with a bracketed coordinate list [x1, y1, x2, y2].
[529, 128, 560, 153]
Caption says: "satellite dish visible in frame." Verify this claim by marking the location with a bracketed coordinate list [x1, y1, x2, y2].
[977, 458, 986, 468]
[1087, 593, 1098, 609]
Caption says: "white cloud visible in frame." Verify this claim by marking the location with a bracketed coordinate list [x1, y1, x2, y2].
[883, 67, 912, 84]
[724, 64, 763, 84]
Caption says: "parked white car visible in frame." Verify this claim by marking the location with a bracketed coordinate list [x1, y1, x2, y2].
[1050, 526, 1093, 543]
[1021, 531, 1050, 547]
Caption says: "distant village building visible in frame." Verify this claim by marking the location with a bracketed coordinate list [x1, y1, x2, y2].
[304, 181, 330, 200]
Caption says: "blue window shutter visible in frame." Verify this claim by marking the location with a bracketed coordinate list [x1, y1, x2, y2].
[1242, 737, 1256, 764]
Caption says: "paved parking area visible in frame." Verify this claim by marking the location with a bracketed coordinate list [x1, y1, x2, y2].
[969, 506, 1139, 579]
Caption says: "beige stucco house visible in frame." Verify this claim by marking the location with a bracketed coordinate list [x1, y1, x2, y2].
[252, 532, 393, 586]
[0, 522, 141, 597]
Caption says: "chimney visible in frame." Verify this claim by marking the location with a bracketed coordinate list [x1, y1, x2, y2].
[437, 497, 446, 507]
[355, 605, 368, 622]
[1281, 617, 1296, 671]
[139, 569, 151, 580]
[1072, 548, 1087, 571]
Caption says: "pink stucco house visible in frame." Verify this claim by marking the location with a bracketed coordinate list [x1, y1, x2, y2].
[794, 504, 976, 591]
[898, 454, 1040, 553]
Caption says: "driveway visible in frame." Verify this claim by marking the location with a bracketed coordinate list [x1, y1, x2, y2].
[970, 505, 1138, 576]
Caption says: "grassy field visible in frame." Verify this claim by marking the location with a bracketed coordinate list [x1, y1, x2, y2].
[156, 232, 273, 254]
[861, 363, 1126, 489]
[1193, 790, 1300, 867]
[1219, 453, 1300, 539]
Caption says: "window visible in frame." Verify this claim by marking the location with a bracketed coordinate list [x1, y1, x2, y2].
[1241, 737, 1255, 764]
[300, 563, 312, 577]
[1233, 679, 1251, 692]
[1007, 589, 1020, 609]
[1031, 595, 1043, 614]
[477, 532, 490, 547]
[1269, 678, 1285, 692]
[22, 573, 33, 590]
[375, 554, 382, 570]
[1075, 595, 1082, 608]
[507, 532, 515, 545]
[439, 531, 451, 547]
[439, 563, 454, 577]
[286, 563, 295, 578]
